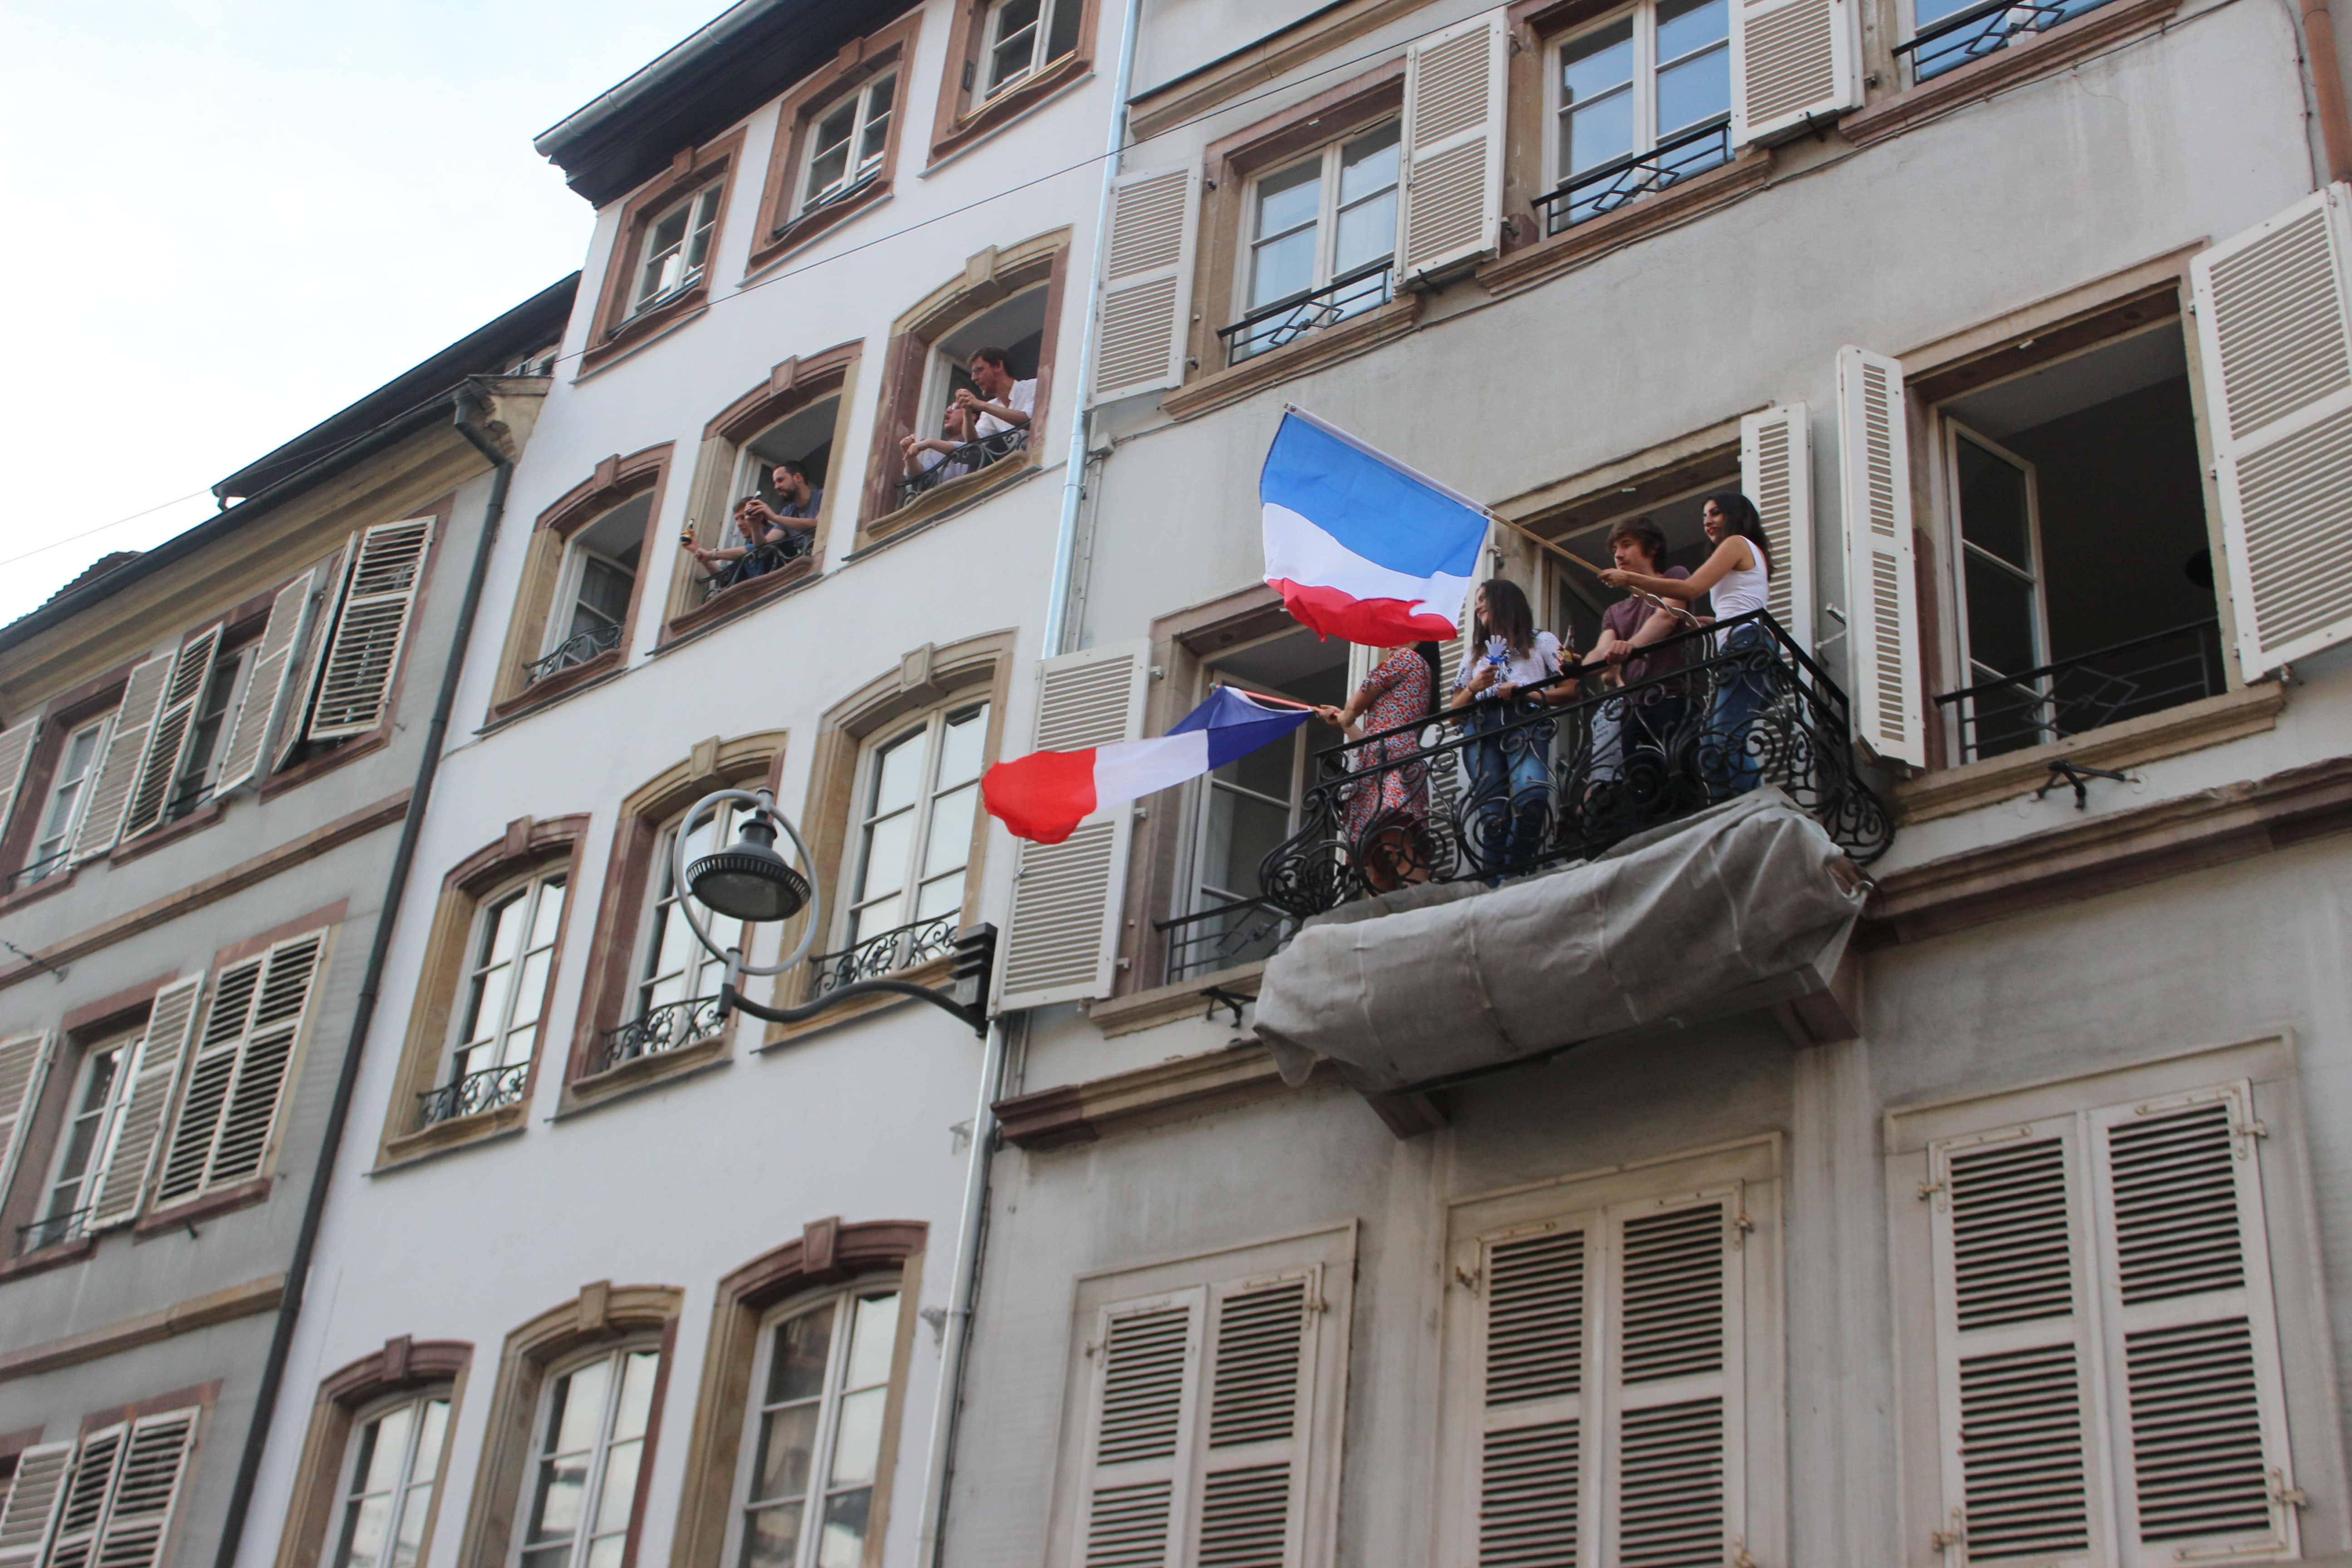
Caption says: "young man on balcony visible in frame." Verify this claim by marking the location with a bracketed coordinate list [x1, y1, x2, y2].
[954, 347, 1034, 458]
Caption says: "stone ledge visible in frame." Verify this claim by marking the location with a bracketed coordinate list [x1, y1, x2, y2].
[1163, 295, 1423, 423]
[1479, 149, 1775, 300]
[0, 1274, 284, 1382]
[1843, 0, 2183, 147]
[995, 1040, 1321, 1150]
[558, 1031, 734, 1117]
[377, 1100, 530, 1173]
[1086, 963, 1265, 1039]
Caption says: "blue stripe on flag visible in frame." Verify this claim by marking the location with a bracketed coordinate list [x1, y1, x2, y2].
[1259, 411, 1489, 578]
[1169, 687, 1312, 769]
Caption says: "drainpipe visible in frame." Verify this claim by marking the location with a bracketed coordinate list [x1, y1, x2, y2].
[212, 388, 515, 1568]
[2303, 0, 2352, 181]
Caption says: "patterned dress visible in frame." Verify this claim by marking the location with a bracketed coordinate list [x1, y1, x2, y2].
[1341, 649, 1433, 846]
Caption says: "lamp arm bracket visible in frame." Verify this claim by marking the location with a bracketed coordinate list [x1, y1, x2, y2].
[721, 980, 990, 1038]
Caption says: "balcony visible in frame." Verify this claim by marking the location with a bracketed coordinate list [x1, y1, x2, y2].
[1218, 261, 1395, 366]
[1534, 116, 1731, 235]
[416, 1059, 530, 1128]
[1896, 0, 2110, 79]
[524, 623, 623, 687]
[17, 1205, 92, 1256]
[1936, 618, 2225, 765]
[1157, 897, 1298, 985]
[598, 995, 729, 1073]
[808, 913, 961, 999]
[897, 428, 1029, 506]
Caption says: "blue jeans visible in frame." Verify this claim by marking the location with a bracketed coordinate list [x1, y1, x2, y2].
[1465, 703, 1552, 876]
[1701, 623, 1774, 800]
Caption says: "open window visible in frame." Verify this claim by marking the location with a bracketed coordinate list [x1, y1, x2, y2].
[629, 183, 724, 321]
[17, 1024, 136, 1255]
[491, 447, 669, 720]
[532, 495, 649, 687]
[980, 0, 1083, 99]
[14, 711, 111, 889]
[897, 285, 1048, 509]
[1537, 0, 1731, 233]
[679, 403, 832, 615]
[1545, 479, 1735, 649]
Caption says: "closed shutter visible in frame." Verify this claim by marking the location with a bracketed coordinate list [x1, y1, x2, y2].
[1729, 0, 1859, 146]
[1926, 1119, 2107, 1566]
[43, 1423, 125, 1568]
[212, 568, 321, 795]
[1741, 403, 1814, 652]
[308, 517, 434, 741]
[71, 653, 172, 862]
[1196, 1272, 1321, 1566]
[83, 975, 206, 1231]
[277, 546, 353, 771]
[2088, 1087, 2297, 1562]
[1475, 1223, 1592, 1566]
[1076, 1289, 1206, 1567]
[1091, 167, 1201, 406]
[0, 1441, 74, 1568]
[86, 1411, 197, 1568]
[157, 931, 324, 1205]
[2190, 184, 2352, 676]
[1397, 10, 1508, 279]
[1836, 346, 1925, 768]
[0, 715, 40, 848]
[996, 641, 1151, 1011]
[119, 624, 223, 843]
[0, 1032, 55, 1219]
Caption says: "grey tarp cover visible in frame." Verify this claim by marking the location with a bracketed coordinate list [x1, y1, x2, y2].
[1254, 787, 1867, 1092]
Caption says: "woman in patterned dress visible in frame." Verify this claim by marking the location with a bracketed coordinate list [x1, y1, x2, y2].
[1315, 643, 1436, 892]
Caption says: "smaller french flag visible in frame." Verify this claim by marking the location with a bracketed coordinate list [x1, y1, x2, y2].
[982, 687, 1310, 845]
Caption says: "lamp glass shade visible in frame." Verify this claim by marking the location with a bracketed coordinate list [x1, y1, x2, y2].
[686, 815, 811, 923]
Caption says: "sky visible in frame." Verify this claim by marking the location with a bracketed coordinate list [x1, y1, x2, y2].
[0, 0, 736, 625]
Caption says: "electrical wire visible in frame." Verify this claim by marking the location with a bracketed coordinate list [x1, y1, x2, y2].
[0, 490, 213, 570]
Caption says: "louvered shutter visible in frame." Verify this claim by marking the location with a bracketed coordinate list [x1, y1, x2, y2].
[72, 653, 172, 862]
[157, 931, 324, 1205]
[277, 546, 353, 771]
[995, 641, 1151, 1011]
[0, 1441, 73, 1568]
[0, 1032, 55, 1219]
[2088, 1087, 2297, 1563]
[1475, 1222, 1592, 1567]
[84, 975, 206, 1231]
[1729, 0, 1860, 146]
[1836, 346, 1925, 768]
[1091, 167, 1201, 406]
[87, 1411, 196, 1568]
[1741, 403, 1814, 652]
[1076, 1289, 1207, 1568]
[1397, 10, 1508, 279]
[1195, 1272, 1321, 1566]
[118, 624, 223, 843]
[1602, 1199, 1742, 1567]
[0, 715, 39, 848]
[1926, 1119, 2107, 1567]
[2190, 184, 2352, 676]
[308, 517, 433, 740]
[44, 1424, 125, 1568]
[212, 568, 320, 795]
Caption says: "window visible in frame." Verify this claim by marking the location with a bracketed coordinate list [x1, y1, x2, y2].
[980, 0, 1081, 97]
[1901, 0, 2111, 80]
[1230, 123, 1399, 362]
[632, 184, 724, 317]
[1544, 0, 1730, 231]
[841, 705, 987, 968]
[895, 284, 1049, 510]
[3, 1409, 200, 1568]
[20, 713, 109, 885]
[635, 803, 746, 1024]
[533, 494, 651, 686]
[731, 1285, 902, 1568]
[519, 1344, 660, 1568]
[22, 1029, 135, 1253]
[155, 928, 327, 1208]
[801, 75, 896, 215]
[423, 870, 566, 1126]
[331, 1390, 451, 1568]
[167, 632, 260, 821]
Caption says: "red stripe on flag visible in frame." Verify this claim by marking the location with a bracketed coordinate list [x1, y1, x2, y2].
[981, 748, 1100, 844]
[1272, 579, 1460, 644]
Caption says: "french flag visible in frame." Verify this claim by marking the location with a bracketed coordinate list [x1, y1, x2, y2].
[982, 687, 1310, 845]
[1261, 406, 1489, 645]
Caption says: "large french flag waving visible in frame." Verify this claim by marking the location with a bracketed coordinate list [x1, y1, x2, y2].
[1262, 406, 1489, 644]
[983, 687, 1309, 844]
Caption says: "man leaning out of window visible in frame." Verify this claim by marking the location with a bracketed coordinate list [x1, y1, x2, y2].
[956, 347, 1034, 460]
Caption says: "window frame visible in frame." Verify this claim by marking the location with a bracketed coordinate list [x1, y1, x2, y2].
[1227, 120, 1402, 363]
[799, 73, 899, 219]
[167, 633, 261, 823]
[328, 1386, 454, 1568]
[1539, 0, 1734, 228]
[579, 131, 744, 376]
[24, 1028, 137, 1253]
[20, 711, 113, 887]
[927, 0, 1102, 168]
[439, 867, 570, 1098]
[839, 702, 990, 960]
[541, 533, 641, 675]
[1943, 419, 2055, 740]
[630, 802, 745, 1028]
[629, 181, 725, 320]
[978, 0, 1078, 99]
[517, 1341, 664, 1568]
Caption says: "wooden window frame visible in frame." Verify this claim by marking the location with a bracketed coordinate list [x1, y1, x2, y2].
[273, 1338, 472, 1568]
[747, 15, 924, 276]
[374, 816, 588, 1170]
[927, 0, 1102, 169]
[663, 343, 862, 647]
[485, 446, 674, 725]
[579, 131, 748, 378]
[0, 661, 131, 911]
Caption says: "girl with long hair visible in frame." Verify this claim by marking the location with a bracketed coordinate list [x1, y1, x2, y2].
[1445, 578, 1563, 876]
[1314, 641, 1437, 892]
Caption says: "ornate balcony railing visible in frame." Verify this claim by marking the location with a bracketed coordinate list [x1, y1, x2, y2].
[1534, 115, 1731, 234]
[808, 913, 962, 1000]
[1217, 260, 1395, 365]
[1896, 0, 2104, 78]
[416, 1059, 531, 1127]
[524, 622, 623, 686]
[1157, 896, 1299, 984]
[1255, 612, 1893, 919]
[17, 1205, 93, 1256]
[1936, 617, 2225, 765]
[897, 428, 1029, 505]
[599, 995, 729, 1073]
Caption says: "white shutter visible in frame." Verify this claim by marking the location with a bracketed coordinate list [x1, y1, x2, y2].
[1475, 1222, 1593, 1567]
[1397, 10, 1507, 279]
[2088, 1087, 2298, 1563]
[0, 715, 40, 849]
[44, 1423, 125, 1568]
[1076, 1289, 1207, 1568]
[157, 930, 324, 1205]
[308, 517, 434, 740]
[0, 1441, 74, 1568]
[2190, 184, 2352, 676]
[71, 653, 172, 862]
[277, 546, 353, 771]
[87, 1410, 197, 1568]
[84, 975, 206, 1231]
[1742, 403, 1815, 653]
[1091, 167, 1201, 406]
[119, 624, 223, 843]
[1836, 346, 1926, 768]
[996, 640, 1151, 1011]
[1195, 1272, 1321, 1566]
[1729, 0, 1860, 146]
[1926, 1119, 2107, 1567]
[212, 568, 321, 795]
[0, 1032, 55, 1220]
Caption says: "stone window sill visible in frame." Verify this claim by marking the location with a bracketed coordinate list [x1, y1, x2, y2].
[578, 284, 710, 377]
[661, 556, 821, 648]
[1479, 149, 1774, 300]
[746, 186, 891, 277]
[486, 648, 626, 730]
[134, 1175, 273, 1237]
[995, 1041, 1319, 1151]
[858, 448, 1036, 551]
[928, 56, 1091, 170]
[1843, 0, 2183, 147]
[1088, 962, 1266, 1038]
[379, 1101, 530, 1172]
[1163, 295, 1422, 422]
[0, 1236, 98, 1286]
[559, 1030, 733, 1117]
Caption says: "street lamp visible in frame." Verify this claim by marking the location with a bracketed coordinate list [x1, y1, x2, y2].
[672, 787, 995, 1036]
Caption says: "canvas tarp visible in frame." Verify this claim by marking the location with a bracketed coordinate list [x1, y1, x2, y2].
[1254, 787, 1867, 1092]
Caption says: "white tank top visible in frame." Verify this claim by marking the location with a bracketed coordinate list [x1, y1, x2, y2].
[1711, 539, 1770, 619]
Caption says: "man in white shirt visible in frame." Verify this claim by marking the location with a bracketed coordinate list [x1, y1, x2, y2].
[954, 348, 1034, 453]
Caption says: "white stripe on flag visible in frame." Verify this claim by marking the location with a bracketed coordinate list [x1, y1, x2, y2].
[1261, 502, 1476, 609]
[1089, 731, 1213, 814]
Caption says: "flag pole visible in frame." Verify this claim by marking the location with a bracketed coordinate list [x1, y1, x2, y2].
[1217, 684, 1320, 711]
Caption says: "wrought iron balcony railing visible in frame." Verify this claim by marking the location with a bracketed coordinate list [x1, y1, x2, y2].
[1157, 896, 1299, 985]
[1896, 0, 2105, 78]
[1534, 115, 1732, 234]
[10, 850, 69, 891]
[599, 995, 729, 1073]
[524, 622, 623, 686]
[1217, 260, 1395, 365]
[17, 1205, 93, 1256]
[1936, 617, 2225, 765]
[1254, 612, 1893, 919]
[897, 428, 1029, 505]
[808, 913, 962, 1000]
[416, 1059, 531, 1127]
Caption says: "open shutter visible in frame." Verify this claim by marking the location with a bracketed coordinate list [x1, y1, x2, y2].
[83, 975, 206, 1231]
[87, 1410, 196, 1568]
[157, 931, 324, 1205]
[1091, 167, 1201, 406]
[1742, 403, 1815, 652]
[0, 1441, 74, 1568]
[277, 546, 353, 771]
[0, 715, 40, 848]
[1926, 1119, 2107, 1567]
[1729, 0, 1860, 146]
[1195, 1272, 1321, 1565]
[1397, 10, 1507, 280]
[995, 641, 1151, 1011]
[2190, 184, 2352, 676]
[213, 568, 321, 795]
[308, 517, 433, 741]
[1475, 1221, 1593, 1566]
[1076, 1289, 1207, 1568]
[1837, 346, 1925, 768]
[44, 1424, 125, 1568]
[0, 1032, 55, 1218]
[2089, 1087, 2298, 1563]
[72, 653, 172, 862]
[119, 624, 223, 843]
